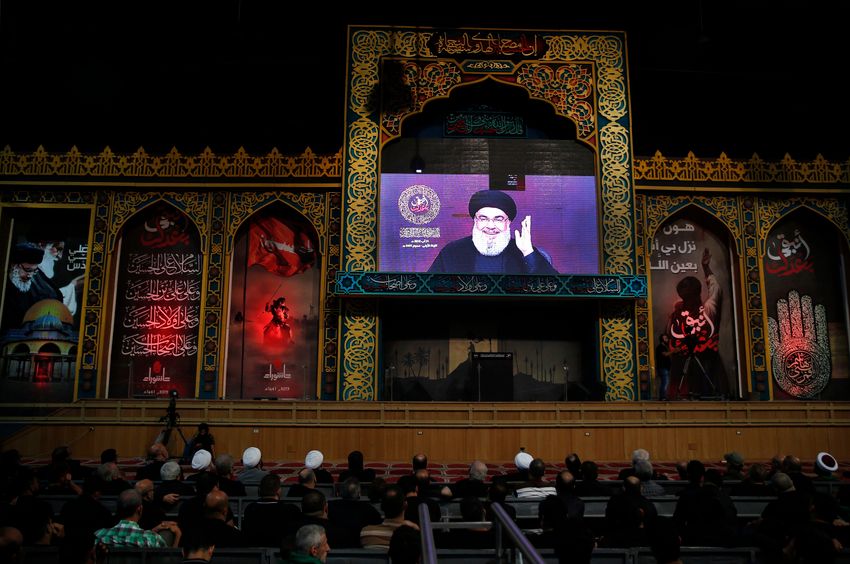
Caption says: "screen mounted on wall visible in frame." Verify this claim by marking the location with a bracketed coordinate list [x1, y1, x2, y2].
[378, 173, 599, 275]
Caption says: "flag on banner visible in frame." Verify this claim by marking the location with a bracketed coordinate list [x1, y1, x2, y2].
[247, 217, 315, 277]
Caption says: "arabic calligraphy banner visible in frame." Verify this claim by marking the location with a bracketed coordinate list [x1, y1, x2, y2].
[108, 204, 201, 398]
[225, 209, 321, 399]
[763, 212, 850, 399]
[0, 206, 90, 402]
[649, 215, 738, 399]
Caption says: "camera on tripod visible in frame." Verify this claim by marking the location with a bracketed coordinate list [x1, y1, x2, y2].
[159, 389, 180, 429]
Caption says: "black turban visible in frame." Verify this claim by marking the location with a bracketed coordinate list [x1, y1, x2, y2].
[10, 243, 44, 265]
[468, 190, 517, 221]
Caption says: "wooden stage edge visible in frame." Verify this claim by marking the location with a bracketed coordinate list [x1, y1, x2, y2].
[3, 401, 850, 463]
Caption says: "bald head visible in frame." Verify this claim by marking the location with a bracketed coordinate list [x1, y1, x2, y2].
[412, 453, 428, 470]
[0, 527, 23, 563]
[623, 475, 642, 496]
[135, 479, 154, 501]
[205, 490, 230, 520]
[148, 443, 168, 461]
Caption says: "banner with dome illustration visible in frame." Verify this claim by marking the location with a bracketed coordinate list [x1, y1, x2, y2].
[0, 207, 91, 403]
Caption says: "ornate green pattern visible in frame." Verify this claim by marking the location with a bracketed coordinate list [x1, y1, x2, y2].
[601, 301, 636, 401]
[515, 63, 594, 139]
[634, 151, 850, 184]
[0, 146, 342, 179]
[340, 299, 378, 401]
[382, 61, 462, 137]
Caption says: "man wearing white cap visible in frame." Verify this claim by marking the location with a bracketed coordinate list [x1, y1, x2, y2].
[496, 449, 534, 484]
[239, 447, 269, 483]
[186, 449, 213, 481]
[814, 452, 839, 481]
[305, 450, 334, 484]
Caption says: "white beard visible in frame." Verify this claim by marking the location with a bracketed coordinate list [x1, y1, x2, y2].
[39, 252, 56, 279]
[472, 227, 511, 256]
[9, 267, 33, 292]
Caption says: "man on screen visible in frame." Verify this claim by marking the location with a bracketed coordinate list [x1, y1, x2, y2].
[427, 190, 558, 275]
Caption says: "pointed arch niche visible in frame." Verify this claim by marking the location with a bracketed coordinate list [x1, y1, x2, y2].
[648, 206, 745, 400]
[340, 27, 640, 401]
[761, 207, 850, 400]
[106, 202, 203, 399]
[224, 203, 323, 400]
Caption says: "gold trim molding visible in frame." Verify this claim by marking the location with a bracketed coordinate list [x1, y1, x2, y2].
[0, 146, 343, 179]
[634, 151, 850, 184]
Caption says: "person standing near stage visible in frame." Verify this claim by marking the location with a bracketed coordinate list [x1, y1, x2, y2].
[655, 334, 672, 400]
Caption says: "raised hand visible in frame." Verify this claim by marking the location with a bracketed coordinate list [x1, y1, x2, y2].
[767, 290, 831, 398]
[514, 215, 533, 256]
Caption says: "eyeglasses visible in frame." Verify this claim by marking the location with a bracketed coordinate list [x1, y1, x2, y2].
[475, 215, 508, 225]
[19, 265, 39, 274]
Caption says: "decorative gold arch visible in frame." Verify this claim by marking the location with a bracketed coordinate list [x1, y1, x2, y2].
[340, 27, 637, 401]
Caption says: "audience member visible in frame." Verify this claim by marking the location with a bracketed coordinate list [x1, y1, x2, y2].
[59, 475, 114, 542]
[549, 470, 585, 522]
[0, 527, 23, 564]
[281, 524, 330, 564]
[186, 423, 215, 459]
[242, 473, 301, 547]
[155, 460, 195, 510]
[815, 452, 840, 481]
[293, 490, 346, 548]
[575, 460, 611, 497]
[200, 490, 244, 547]
[187, 450, 214, 480]
[443, 460, 489, 500]
[94, 489, 180, 548]
[783, 454, 815, 495]
[361, 485, 418, 549]
[214, 453, 247, 497]
[722, 451, 745, 481]
[181, 523, 216, 564]
[135, 479, 167, 531]
[305, 450, 333, 484]
[327, 477, 382, 547]
[238, 447, 269, 483]
[135, 443, 169, 482]
[288, 468, 318, 498]
[96, 462, 132, 496]
[400, 471, 440, 524]
[388, 525, 421, 564]
[565, 453, 583, 479]
[515, 458, 555, 498]
[730, 462, 772, 496]
[337, 451, 376, 483]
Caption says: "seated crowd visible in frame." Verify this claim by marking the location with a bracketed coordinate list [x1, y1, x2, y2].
[1, 431, 848, 564]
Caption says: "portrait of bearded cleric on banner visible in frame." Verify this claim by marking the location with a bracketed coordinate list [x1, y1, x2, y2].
[2, 242, 84, 330]
[427, 190, 558, 275]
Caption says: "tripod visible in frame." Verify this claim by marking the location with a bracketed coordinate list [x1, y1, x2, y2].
[676, 345, 717, 399]
[156, 391, 189, 453]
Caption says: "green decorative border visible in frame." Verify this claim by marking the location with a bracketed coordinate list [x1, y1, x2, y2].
[335, 272, 646, 298]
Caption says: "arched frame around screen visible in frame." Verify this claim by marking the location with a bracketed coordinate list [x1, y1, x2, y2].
[340, 28, 638, 400]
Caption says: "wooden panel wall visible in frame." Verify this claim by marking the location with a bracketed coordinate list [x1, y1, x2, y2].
[4, 405, 848, 464]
